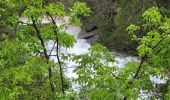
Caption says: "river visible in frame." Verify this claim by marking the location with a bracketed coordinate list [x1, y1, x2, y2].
[21, 17, 166, 99]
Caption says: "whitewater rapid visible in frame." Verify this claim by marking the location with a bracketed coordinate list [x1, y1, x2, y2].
[34, 16, 166, 90]
[20, 17, 166, 99]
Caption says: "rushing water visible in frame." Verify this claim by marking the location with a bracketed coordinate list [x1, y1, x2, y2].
[42, 17, 139, 90]
[21, 17, 166, 99]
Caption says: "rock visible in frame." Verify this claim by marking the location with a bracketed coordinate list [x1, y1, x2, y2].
[80, 0, 117, 46]
[78, 28, 99, 44]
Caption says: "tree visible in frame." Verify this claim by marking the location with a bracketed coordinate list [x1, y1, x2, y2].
[0, 0, 90, 99]
[1, 0, 170, 99]
[71, 7, 170, 99]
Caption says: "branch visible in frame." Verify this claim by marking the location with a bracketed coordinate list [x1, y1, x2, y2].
[31, 16, 49, 61]
[133, 37, 165, 79]
[31, 16, 55, 94]
[46, 12, 65, 94]
[48, 41, 57, 56]
[123, 36, 166, 100]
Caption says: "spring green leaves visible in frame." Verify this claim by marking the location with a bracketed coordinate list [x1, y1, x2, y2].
[142, 7, 162, 27]
[0, 0, 91, 99]
[127, 7, 170, 99]
[45, 3, 65, 17]
[71, 7, 170, 99]
[127, 7, 170, 57]
[69, 2, 91, 26]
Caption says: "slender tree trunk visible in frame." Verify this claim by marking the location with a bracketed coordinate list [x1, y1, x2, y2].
[122, 37, 165, 99]
[46, 12, 65, 94]
[31, 16, 55, 94]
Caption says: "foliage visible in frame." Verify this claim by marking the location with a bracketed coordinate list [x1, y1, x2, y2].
[78, 0, 116, 47]
[127, 7, 170, 99]
[70, 7, 170, 99]
[112, 0, 157, 53]
[69, 2, 91, 26]
[0, 0, 90, 99]
[1, 0, 170, 99]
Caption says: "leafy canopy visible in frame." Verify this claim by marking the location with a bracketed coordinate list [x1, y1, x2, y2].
[0, 0, 90, 99]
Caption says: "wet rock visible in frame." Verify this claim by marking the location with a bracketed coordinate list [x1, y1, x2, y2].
[78, 28, 99, 44]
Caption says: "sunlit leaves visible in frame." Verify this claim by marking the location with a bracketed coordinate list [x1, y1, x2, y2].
[70, 2, 91, 16]
[143, 7, 162, 27]
[70, 44, 118, 99]
[159, 18, 170, 34]
[127, 24, 140, 41]
[127, 7, 170, 99]
[69, 2, 91, 25]
[23, 6, 44, 21]
[58, 32, 76, 48]
[41, 24, 55, 40]
[0, 0, 93, 99]
[45, 3, 65, 17]
[127, 24, 140, 33]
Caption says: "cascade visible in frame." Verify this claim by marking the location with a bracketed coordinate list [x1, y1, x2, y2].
[21, 17, 166, 99]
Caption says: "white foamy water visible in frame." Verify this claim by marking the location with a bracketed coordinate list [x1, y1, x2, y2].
[40, 16, 141, 91]
[20, 17, 167, 98]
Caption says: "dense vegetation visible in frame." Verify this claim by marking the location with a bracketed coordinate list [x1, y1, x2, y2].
[0, 0, 170, 99]
[80, 0, 170, 54]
